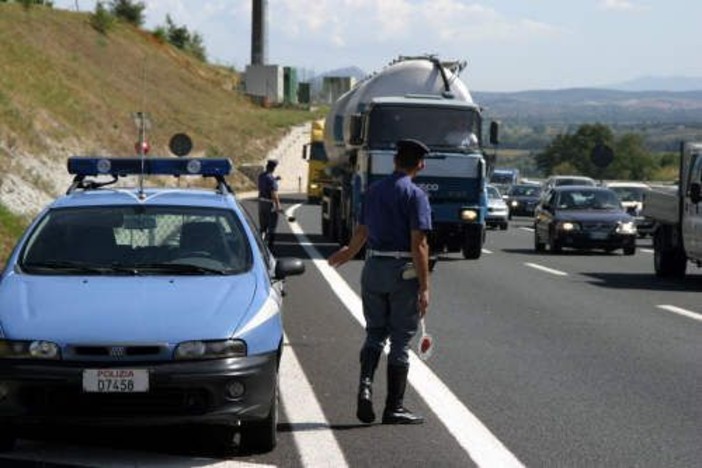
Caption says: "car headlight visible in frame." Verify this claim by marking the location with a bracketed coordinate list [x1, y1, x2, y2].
[0, 340, 61, 360]
[460, 209, 478, 221]
[510, 200, 519, 207]
[174, 339, 247, 360]
[559, 221, 580, 231]
[310, 183, 319, 189]
[616, 221, 637, 234]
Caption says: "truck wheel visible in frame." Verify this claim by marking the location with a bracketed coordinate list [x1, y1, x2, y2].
[462, 229, 482, 259]
[654, 248, 687, 278]
[623, 245, 636, 256]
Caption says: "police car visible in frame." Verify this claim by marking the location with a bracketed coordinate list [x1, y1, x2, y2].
[0, 143, 304, 454]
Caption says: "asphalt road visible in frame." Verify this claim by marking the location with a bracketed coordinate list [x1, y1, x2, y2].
[3, 196, 701, 467]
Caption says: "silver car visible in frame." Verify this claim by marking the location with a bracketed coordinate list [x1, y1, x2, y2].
[486, 185, 509, 230]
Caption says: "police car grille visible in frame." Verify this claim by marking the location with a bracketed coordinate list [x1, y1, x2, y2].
[71, 346, 163, 358]
[21, 386, 211, 416]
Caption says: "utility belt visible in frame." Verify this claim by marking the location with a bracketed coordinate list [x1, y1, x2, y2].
[366, 249, 413, 259]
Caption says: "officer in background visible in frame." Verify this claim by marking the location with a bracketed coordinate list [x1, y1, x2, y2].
[328, 139, 432, 425]
[257, 159, 282, 249]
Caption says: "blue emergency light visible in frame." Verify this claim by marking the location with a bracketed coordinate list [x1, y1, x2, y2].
[67, 157, 232, 177]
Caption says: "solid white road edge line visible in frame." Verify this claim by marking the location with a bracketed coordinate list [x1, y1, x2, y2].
[524, 262, 568, 276]
[657, 305, 702, 323]
[286, 204, 524, 468]
[280, 333, 349, 467]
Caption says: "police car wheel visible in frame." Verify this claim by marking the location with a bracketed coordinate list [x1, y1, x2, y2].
[239, 384, 278, 453]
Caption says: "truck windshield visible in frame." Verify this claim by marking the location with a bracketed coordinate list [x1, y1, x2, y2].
[366, 105, 480, 149]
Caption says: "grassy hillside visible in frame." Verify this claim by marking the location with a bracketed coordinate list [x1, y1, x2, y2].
[0, 4, 321, 262]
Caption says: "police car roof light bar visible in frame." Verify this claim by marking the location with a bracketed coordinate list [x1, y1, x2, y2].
[66, 157, 234, 194]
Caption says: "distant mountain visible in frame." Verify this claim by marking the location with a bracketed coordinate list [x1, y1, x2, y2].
[473, 88, 702, 125]
[603, 76, 702, 92]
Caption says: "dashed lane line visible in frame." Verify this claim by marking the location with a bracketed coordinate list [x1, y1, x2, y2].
[641, 248, 654, 254]
[657, 305, 702, 323]
[524, 262, 569, 277]
[286, 204, 524, 468]
[482, 248, 493, 254]
[280, 334, 349, 467]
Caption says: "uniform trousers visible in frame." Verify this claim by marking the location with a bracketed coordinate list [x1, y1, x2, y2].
[360, 257, 420, 366]
[258, 200, 279, 246]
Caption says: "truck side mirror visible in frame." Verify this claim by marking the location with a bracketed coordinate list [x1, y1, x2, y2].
[489, 121, 499, 145]
[349, 114, 364, 146]
[690, 182, 701, 204]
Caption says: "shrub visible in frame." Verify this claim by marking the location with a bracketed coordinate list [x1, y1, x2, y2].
[90, 1, 115, 34]
[109, 0, 144, 27]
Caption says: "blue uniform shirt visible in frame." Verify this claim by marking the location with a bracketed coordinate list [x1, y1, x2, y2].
[360, 171, 432, 251]
[258, 172, 278, 199]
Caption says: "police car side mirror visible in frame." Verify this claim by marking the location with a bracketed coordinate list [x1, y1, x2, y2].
[274, 257, 305, 279]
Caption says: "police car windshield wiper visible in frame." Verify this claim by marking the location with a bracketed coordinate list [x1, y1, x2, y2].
[21, 260, 125, 275]
[132, 262, 231, 275]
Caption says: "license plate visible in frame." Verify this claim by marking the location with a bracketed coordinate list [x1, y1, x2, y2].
[590, 232, 609, 240]
[83, 369, 149, 393]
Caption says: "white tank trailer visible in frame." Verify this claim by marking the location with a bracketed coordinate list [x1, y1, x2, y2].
[320, 55, 499, 260]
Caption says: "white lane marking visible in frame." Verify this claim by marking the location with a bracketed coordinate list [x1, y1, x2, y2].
[286, 204, 524, 468]
[273, 241, 339, 247]
[482, 248, 493, 254]
[524, 262, 568, 277]
[280, 334, 349, 467]
[641, 248, 654, 254]
[519, 227, 534, 232]
[657, 305, 702, 323]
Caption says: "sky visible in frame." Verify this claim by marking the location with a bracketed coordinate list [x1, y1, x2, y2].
[52, 0, 702, 92]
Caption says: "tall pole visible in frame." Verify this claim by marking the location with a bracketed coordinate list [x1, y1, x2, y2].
[251, 0, 268, 65]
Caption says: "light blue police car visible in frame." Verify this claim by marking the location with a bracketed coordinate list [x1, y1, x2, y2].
[0, 148, 304, 454]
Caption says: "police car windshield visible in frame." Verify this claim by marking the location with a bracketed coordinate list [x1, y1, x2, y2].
[19, 206, 253, 275]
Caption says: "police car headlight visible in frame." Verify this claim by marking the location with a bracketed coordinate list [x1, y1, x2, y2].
[616, 221, 637, 234]
[559, 221, 580, 231]
[174, 339, 247, 360]
[0, 340, 60, 360]
[460, 209, 478, 221]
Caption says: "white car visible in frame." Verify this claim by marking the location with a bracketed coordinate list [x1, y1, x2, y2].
[486, 185, 509, 230]
[605, 181, 655, 236]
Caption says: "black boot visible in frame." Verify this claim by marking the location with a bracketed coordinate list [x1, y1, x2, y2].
[357, 347, 380, 423]
[382, 364, 423, 425]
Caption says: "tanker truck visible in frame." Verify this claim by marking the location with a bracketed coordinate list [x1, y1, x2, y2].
[320, 55, 498, 259]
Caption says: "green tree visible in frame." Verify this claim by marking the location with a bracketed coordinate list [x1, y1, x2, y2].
[536, 123, 656, 180]
[90, 1, 114, 34]
[161, 15, 207, 62]
[109, 0, 144, 26]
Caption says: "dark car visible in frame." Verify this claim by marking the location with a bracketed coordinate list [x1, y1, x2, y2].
[534, 186, 637, 255]
[504, 184, 542, 218]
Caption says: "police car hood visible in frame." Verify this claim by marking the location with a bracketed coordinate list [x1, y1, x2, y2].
[0, 272, 258, 343]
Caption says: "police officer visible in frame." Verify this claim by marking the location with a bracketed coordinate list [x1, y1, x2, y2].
[258, 159, 282, 248]
[328, 139, 431, 425]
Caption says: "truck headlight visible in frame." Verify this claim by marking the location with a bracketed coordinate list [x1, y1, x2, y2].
[460, 209, 478, 221]
[0, 340, 61, 360]
[174, 339, 247, 360]
[616, 221, 637, 234]
[559, 221, 579, 231]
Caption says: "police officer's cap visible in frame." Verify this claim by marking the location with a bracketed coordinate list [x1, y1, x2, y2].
[396, 139, 430, 158]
